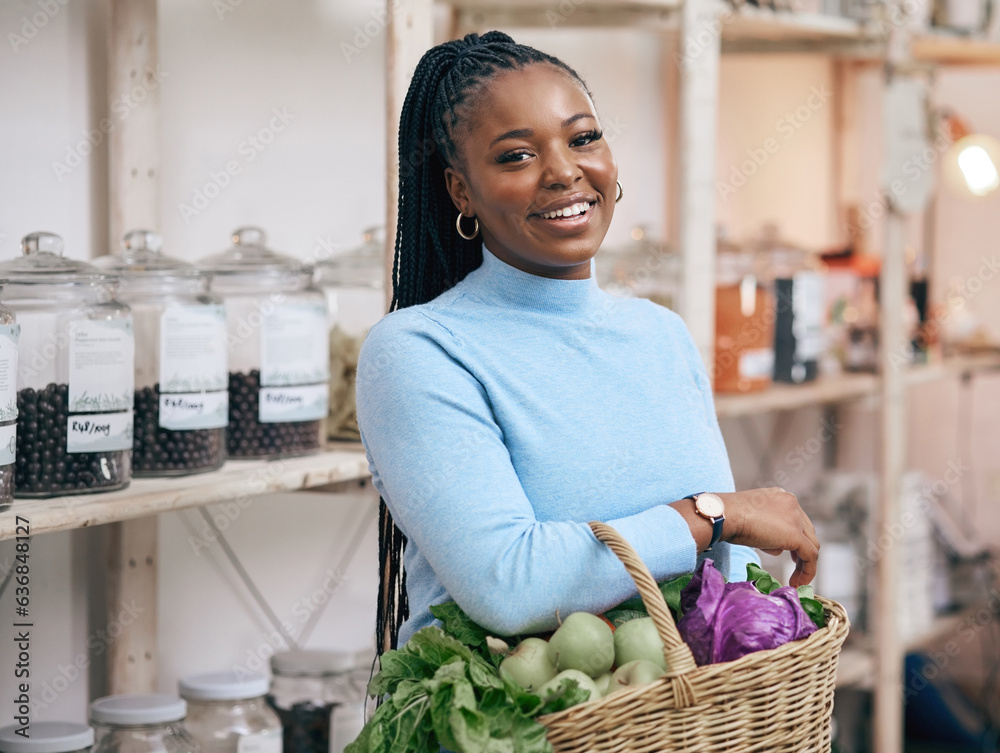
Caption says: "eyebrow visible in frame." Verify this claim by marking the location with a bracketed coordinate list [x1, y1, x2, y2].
[488, 113, 596, 148]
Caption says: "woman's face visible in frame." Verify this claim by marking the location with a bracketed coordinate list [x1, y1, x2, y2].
[445, 63, 618, 280]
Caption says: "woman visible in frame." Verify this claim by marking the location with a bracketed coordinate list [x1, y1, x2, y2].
[357, 31, 819, 653]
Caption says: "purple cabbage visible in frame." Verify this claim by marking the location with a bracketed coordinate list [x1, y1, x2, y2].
[677, 559, 816, 666]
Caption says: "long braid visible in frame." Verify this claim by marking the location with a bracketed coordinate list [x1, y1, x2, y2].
[376, 31, 591, 656]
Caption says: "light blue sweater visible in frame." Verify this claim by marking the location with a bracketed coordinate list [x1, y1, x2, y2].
[356, 248, 758, 646]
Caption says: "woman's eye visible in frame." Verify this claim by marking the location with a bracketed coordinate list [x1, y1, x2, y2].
[571, 129, 604, 148]
[496, 150, 532, 164]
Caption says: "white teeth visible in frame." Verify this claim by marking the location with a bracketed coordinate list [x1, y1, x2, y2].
[540, 202, 590, 220]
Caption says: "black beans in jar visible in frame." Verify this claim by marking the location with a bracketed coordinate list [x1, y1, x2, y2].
[14, 383, 130, 496]
[132, 384, 225, 476]
[227, 370, 321, 458]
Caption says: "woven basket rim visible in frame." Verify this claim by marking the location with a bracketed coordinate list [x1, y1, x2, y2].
[538, 592, 851, 725]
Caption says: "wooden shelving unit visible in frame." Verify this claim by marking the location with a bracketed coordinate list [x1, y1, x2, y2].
[913, 32, 1000, 65]
[0, 443, 370, 541]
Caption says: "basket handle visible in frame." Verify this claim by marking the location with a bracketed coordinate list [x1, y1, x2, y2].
[589, 521, 700, 705]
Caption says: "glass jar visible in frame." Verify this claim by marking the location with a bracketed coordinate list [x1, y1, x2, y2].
[0, 232, 133, 497]
[0, 721, 94, 753]
[96, 231, 227, 476]
[329, 648, 377, 753]
[594, 226, 683, 312]
[713, 231, 774, 394]
[313, 227, 386, 442]
[266, 649, 354, 753]
[90, 694, 198, 753]
[199, 227, 329, 459]
[0, 289, 18, 508]
[179, 671, 281, 753]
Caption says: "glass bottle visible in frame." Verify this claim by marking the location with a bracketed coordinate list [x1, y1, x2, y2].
[594, 226, 683, 311]
[179, 671, 281, 753]
[96, 230, 227, 476]
[313, 226, 386, 442]
[0, 232, 133, 497]
[0, 722, 94, 753]
[266, 649, 354, 753]
[199, 227, 329, 459]
[90, 694, 199, 753]
[750, 224, 827, 385]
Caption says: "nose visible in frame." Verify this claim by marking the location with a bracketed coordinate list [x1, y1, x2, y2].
[540, 144, 581, 189]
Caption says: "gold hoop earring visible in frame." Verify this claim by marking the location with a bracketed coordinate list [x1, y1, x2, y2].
[456, 213, 479, 240]
[615, 180, 624, 204]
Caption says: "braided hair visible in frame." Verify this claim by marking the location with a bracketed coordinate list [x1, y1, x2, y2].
[378, 31, 591, 654]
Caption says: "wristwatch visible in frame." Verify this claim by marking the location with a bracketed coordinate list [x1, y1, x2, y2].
[685, 492, 726, 552]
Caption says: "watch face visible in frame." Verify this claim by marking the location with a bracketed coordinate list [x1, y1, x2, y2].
[696, 493, 725, 518]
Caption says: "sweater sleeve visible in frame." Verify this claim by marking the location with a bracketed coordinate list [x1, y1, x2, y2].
[357, 313, 703, 637]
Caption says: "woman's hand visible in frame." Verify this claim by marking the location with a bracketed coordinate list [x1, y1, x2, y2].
[671, 487, 819, 587]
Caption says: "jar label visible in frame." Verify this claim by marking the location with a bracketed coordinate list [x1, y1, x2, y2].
[160, 304, 228, 393]
[259, 384, 328, 423]
[159, 391, 229, 430]
[67, 411, 134, 453]
[236, 731, 282, 753]
[738, 348, 774, 379]
[792, 272, 826, 361]
[260, 302, 329, 387]
[0, 324, 20, 422]
[0, 424, 15, 465]
[68, 318, 135, 412]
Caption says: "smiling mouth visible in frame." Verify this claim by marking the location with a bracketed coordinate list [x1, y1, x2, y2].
[534, 201, 595, 220]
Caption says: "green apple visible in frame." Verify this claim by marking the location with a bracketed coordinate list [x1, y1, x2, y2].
[607, 659, 665, 695]
[613, 616, 667, 670]
[537, 668, 601, 704]
[547, 612, 615, 678]
[499, 637, 557, 691]
[593, 672, 614, 697]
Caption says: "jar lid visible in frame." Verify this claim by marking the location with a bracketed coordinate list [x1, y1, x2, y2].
[179, 670, 270, 700]
[96, 230, 204, 280]
[89, 694, 186, 726]
[0, 722, 93, 753]
[270, 649, 354, 676]
[197, 227, 311, 277]
[0, 233, 117, 285]
[313, 226, 385, 289]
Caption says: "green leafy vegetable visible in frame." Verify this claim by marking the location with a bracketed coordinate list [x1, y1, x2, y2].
[604, 572, 695, 626]
[348, 626, 558, 753]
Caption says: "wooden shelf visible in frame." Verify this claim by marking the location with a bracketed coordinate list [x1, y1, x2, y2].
[714, 372, 878, 417]
[913, 32, 1000, 65]
[722, 6, 876, 46]
[904, 351, 1000, 385]
[0, 443, 370, 541]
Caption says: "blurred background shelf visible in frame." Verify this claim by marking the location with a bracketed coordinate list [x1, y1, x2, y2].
[0, 442, 370, 541]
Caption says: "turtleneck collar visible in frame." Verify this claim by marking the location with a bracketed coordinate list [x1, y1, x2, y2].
[462, 245, 603, 314]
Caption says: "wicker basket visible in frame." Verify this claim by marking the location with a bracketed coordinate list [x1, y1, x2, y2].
[539, 521, 851, 753]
